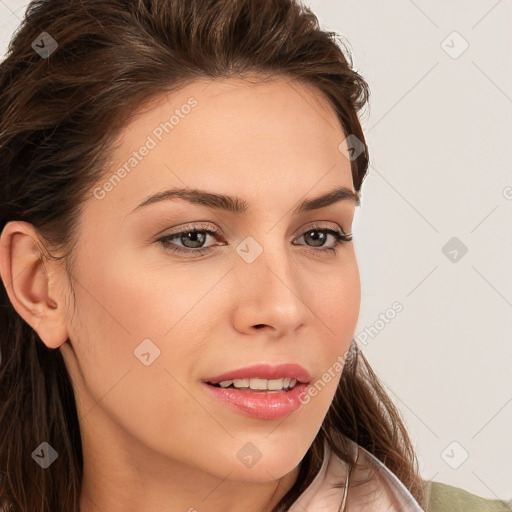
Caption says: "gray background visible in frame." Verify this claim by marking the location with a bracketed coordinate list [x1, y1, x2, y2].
[1, 0, 511, 501]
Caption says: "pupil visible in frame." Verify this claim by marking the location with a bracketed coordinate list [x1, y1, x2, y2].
[183, 231, 205, 248]
[306, 230, 325, 247]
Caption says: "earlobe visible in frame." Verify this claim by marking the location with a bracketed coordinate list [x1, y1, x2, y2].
[0, 221, 69, 349]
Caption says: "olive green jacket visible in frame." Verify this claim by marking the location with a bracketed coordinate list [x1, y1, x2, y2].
[424, 480, 512, 512]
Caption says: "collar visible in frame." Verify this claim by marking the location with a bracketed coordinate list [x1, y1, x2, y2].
[288, 436, 425, 511]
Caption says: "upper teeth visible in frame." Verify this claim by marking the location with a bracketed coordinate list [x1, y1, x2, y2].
[218, 377, 297, 390]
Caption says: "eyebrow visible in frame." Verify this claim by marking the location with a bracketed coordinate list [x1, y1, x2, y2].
[130, 185, 360, 215]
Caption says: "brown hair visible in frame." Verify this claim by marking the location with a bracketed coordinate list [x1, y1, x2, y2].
[0, 0, 426, 510]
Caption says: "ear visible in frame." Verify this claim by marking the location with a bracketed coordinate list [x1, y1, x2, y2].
[0, 221, 69, 349]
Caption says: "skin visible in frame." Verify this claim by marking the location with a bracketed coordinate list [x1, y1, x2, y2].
[0, 76, 361, 512]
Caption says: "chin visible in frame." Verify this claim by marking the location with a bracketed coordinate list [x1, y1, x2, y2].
[223, 461, 299, 484]
[216, 440, 306, 483]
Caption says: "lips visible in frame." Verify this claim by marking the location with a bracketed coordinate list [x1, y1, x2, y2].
[204, 363, 311, 385]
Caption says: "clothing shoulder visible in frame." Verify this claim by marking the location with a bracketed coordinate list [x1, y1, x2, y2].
[423, 480, 512, 512]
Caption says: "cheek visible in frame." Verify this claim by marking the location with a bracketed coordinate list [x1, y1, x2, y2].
[73, 240, 217, 347]
[307, 257, 361, 344]
[66, 244, 225, 412]
[66, 261, 218, 457]
[293, 259, 360, 423]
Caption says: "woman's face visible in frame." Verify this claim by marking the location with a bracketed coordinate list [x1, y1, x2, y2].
[59, 76, 361, 484]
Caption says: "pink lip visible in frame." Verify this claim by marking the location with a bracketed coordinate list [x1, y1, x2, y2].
[204, 363, 311, 384]
[203, 381, 310, 420]
[202, 363, 311, 420]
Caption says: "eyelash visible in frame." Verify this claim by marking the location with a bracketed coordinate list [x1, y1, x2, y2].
[156, 222, 353, 257]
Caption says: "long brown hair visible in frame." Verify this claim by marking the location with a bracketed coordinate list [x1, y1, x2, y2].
[0, 0, 426, 510]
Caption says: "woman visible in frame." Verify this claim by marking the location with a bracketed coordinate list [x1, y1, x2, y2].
[0, 1, 510, 511]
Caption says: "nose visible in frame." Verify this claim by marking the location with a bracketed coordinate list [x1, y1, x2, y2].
[230, 243, 309, 338]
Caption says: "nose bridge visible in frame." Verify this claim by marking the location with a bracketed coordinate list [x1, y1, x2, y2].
[234, 229, 303, 309]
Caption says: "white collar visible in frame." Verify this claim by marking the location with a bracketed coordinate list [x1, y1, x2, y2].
[288, 436, 425, 511]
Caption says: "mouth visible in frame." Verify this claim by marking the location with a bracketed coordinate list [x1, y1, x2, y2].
[202, 363, 311, 419]
[206, 377, 301, 393]
[203, 379, 310, 420]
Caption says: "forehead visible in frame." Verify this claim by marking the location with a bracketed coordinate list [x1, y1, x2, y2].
[113, 75, 346, 154]
[91, 76, 354, 220]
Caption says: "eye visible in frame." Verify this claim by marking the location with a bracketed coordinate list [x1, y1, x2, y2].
[157, 223, 223, 256]
[293, 224, 353, 255]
